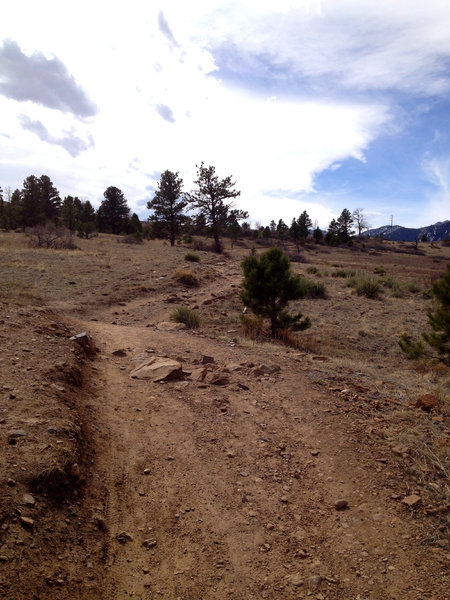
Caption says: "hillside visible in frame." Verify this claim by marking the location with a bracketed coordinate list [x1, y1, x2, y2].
[364, 220, 450, 242]
[0, 232, 449, 599]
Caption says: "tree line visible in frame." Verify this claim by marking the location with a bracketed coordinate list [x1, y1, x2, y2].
[0, 165, 370, 252]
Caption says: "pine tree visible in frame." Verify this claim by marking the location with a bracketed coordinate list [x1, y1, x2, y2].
[186, 163, 245, 253]
[297, 210, 312, 243]
[147, 170, 187, 246]
[98, 186, 129, 234]
[241, 247, 311, 336]
[423, 263, 450, 365]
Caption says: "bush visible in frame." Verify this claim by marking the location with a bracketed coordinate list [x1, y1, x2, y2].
[241, 247, 311, 336]
[331, 269, 356, 278]
[398, 333, 426, 359]
[26, 224, 77, 249]
[240, 314, 265, 339]
[297, 277, 326, 298]
[174, 269, 199, 287]
[347, 273, 381, 298]
[118, 234, 144, 244]
[373, 266, 386, 275]
[171, 306, 200, 328]
[306, 266, 319, 275]
[185, 252, 200, 262]
[423, 263, 450, 365]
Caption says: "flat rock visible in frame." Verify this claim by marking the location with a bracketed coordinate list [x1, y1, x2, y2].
[402, 494, 421, 507]
[207, 372, 230, 386]
[131, 357, 183, 382]
[20, 516, 34, 529]
[252, 363, 280, 376]
[190, 367, 208, 382]
[112, 349, 127, 357]
[22, 494, 36, 506]
[8, 429, 27, 439]
[156, 322, 186, 331]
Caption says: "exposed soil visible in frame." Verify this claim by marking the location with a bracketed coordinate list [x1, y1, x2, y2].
[0, 232, 448, 599]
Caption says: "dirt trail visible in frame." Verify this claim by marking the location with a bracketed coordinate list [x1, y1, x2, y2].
[72, 314, 446, 600]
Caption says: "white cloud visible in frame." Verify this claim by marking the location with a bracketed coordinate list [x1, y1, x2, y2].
[422, 154, 450, 224]
[0, 1, 449, 227]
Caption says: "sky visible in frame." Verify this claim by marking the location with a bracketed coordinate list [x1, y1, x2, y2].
[1, 0, 449, 229]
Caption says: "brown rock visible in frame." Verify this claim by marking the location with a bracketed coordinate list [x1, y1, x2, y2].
[402, 494, 421, 507]
[207, 372, 230, 386]
[201, 355, 215, 364]
[334, 500, 349, 510]
[130, 357, 183, 382]
[20, 516, 34, 529]
[415, 394, 440, 412]
[190, 367, 208, 382]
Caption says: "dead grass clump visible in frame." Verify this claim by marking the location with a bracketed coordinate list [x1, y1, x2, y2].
[240, 314, 265, 340]
[185, 252, 200, 262]
[174, 269, 199, 287]
[298, 277, 326, 298]
[171, 305, 200, 328]
[331, 268, 356, 278]
[347, 272, 381, 298]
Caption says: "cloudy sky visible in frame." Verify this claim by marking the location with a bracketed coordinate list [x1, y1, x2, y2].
[1, 0, 449, 229]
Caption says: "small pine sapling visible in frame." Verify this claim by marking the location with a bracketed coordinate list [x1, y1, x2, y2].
[240, 247, 311, 337]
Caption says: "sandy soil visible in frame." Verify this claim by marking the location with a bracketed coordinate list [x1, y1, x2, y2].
[0, 232, 448, 599]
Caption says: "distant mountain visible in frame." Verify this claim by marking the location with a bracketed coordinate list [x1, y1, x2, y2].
[363, 220, 450, 242]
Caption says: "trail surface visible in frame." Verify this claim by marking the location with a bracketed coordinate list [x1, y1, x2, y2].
[73, 313, 445, 600]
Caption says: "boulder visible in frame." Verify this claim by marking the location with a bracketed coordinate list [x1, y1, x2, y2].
[131, 357, 183, 382]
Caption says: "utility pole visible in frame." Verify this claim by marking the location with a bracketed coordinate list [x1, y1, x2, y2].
[390, 215, 393, 240]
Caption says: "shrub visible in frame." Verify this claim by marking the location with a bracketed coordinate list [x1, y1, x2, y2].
[398, 333, 426, 359]
[26, 224, 77, 249]
[423, 263, 450, 365]
[306, 266, 319, 275]
[373, 266, 386, 275]
[174, 269, 199, 287]
[171, 306, 200, 329]
[240, 314, 265, 339]
[331, 269, 355, 278]
[118, 234, 144, 244]
[297, 277, 326, 298]
[241, 247, 311, 336]
[347, 273, 381, 298]
[185, 252, 200, 262]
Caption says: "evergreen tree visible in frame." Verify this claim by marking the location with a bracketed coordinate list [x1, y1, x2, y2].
[276, 219, 289, 240]
[61, 196, 82, 231]
[313, 226, 323, 243]
[147, 170, 187, 246]
[325, 218, 340, 245]
[186, 162, 246, 253]
[9, 189, 22, 230]
[337, 208, 354, 242]
[423, 263, 450, 365]
[241, 247, 311, 336]
[297, 210, 312, 243]
[77, 200, 97, 239]
[21, 175, 43, 227]
[97, 186, 129, 234]
[289, 217, 300, 251]
[39, 175, 61, 221]
[0, 186, 4, 230]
